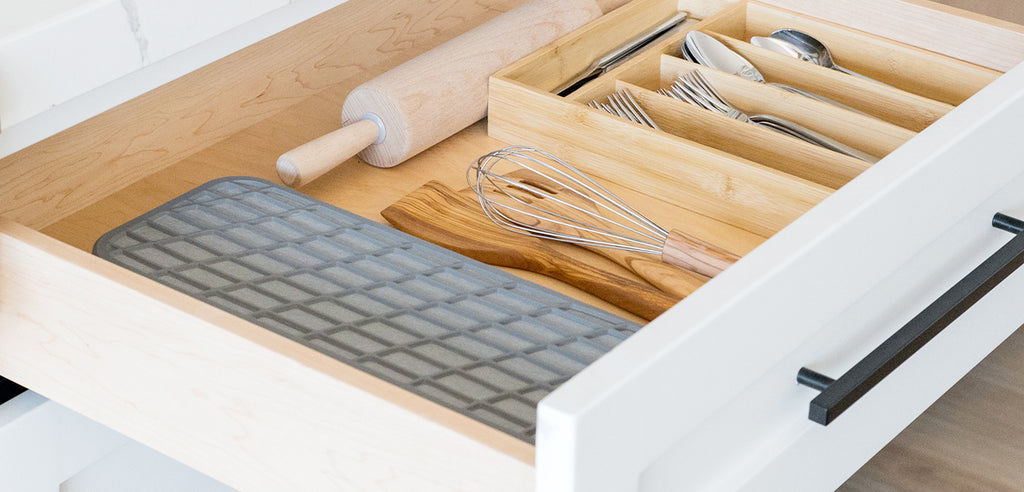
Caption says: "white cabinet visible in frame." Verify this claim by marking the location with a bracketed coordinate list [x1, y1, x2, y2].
[0, 392, 231, 491]
[61, 441, 233, 492]
[0, 392, 126, 491]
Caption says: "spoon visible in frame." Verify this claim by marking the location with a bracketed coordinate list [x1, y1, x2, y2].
[685, 31, 764, 81]
[765, 29, 892, 86]
[749, 36, 807, 61]
[684, 31, 868, 115]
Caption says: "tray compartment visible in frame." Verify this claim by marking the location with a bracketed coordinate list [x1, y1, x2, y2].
[697, 32, 953, 131]
[657, 56, 917, 158]
[489, 74, 834, 238]
[499, 0, 693, 93]
[607, 80, 869, 189]
[698, 1, 1002, 104]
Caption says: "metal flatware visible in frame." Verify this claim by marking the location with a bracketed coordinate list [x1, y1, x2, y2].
[685, 31, 764, 81]
[765, 29, 894, 87]
[555, 12, 689, 96]
[685, 31, 870, 115]
[663, 71, 880, 163]
[588, 89, 661, 130]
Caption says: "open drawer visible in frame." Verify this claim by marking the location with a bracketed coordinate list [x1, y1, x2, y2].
[2, 0, 1024, 490]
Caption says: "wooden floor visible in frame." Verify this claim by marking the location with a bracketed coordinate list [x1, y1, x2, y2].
[841, 3, 1024, 491]
[843, 327, 1024, 490]
[935, 0, 1024, 24]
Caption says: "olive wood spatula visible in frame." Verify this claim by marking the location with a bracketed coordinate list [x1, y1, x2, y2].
[381, 181, 679, 321]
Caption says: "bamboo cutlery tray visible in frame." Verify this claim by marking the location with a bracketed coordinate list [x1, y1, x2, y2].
[489, 0, 1003, 244]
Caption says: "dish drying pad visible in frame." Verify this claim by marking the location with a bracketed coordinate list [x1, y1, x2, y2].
[93, 177, 640, 442]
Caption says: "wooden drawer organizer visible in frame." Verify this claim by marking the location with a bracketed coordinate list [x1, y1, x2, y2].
[490, 0, 1002, 244]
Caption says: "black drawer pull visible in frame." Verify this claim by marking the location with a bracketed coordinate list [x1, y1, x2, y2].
[0, 377, 26, 405]
[798, 213, 1024, 425]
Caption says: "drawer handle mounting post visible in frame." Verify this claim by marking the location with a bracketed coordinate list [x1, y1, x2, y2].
[797, 213, 1024, 425]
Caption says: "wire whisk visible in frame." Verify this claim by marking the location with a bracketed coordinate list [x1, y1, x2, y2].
[467, 146, 739, 278]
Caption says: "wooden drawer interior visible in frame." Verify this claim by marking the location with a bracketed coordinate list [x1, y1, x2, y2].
[9, 0, 1015, 366]
[2, 0, 1007, 325]
[0, 0, 1008, 395]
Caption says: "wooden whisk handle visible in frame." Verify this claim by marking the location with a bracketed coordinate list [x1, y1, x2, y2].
[662, 229, 740, 277]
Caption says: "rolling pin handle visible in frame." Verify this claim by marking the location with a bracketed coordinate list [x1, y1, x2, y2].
[276, 116, 383, 188]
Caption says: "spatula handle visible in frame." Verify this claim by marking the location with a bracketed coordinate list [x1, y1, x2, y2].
[534, 249, 680, 321]
[608, 252, 707, 299]
[662, 229, 740, 277]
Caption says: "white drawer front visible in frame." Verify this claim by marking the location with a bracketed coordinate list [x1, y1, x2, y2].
[537, 60, 1024, 492]
[644, 176, 1024, 491]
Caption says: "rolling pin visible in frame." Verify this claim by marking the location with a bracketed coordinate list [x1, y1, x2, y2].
[276, 0, 618, 187]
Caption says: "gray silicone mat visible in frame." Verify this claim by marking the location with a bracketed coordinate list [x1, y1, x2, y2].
[93, 177, 639, 442]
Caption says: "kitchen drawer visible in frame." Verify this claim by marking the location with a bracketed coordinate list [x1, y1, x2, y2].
[1, 0, 1023, 491]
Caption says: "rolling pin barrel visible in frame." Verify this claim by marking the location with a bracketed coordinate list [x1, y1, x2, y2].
[277, 0, 606, 187]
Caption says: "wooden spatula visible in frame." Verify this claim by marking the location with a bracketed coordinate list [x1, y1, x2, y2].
[496, 169, 711, 299]
[381, 181, 678, 321]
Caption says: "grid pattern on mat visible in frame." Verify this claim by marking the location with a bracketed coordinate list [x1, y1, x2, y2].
[93, 177, 640, 442]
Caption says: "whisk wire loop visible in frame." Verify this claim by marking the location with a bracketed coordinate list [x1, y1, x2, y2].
[471, 169, 662, 251]
[474, 147, 666, 237]
[468, 146, 671, 254]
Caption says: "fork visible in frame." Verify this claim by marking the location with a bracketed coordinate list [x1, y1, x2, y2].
[664, 71, 879, 163]
[588, 89, 662, 131]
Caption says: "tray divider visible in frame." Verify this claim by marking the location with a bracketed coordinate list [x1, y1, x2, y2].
[606, 80, 870, 189]
[683, 1, 748, 38]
